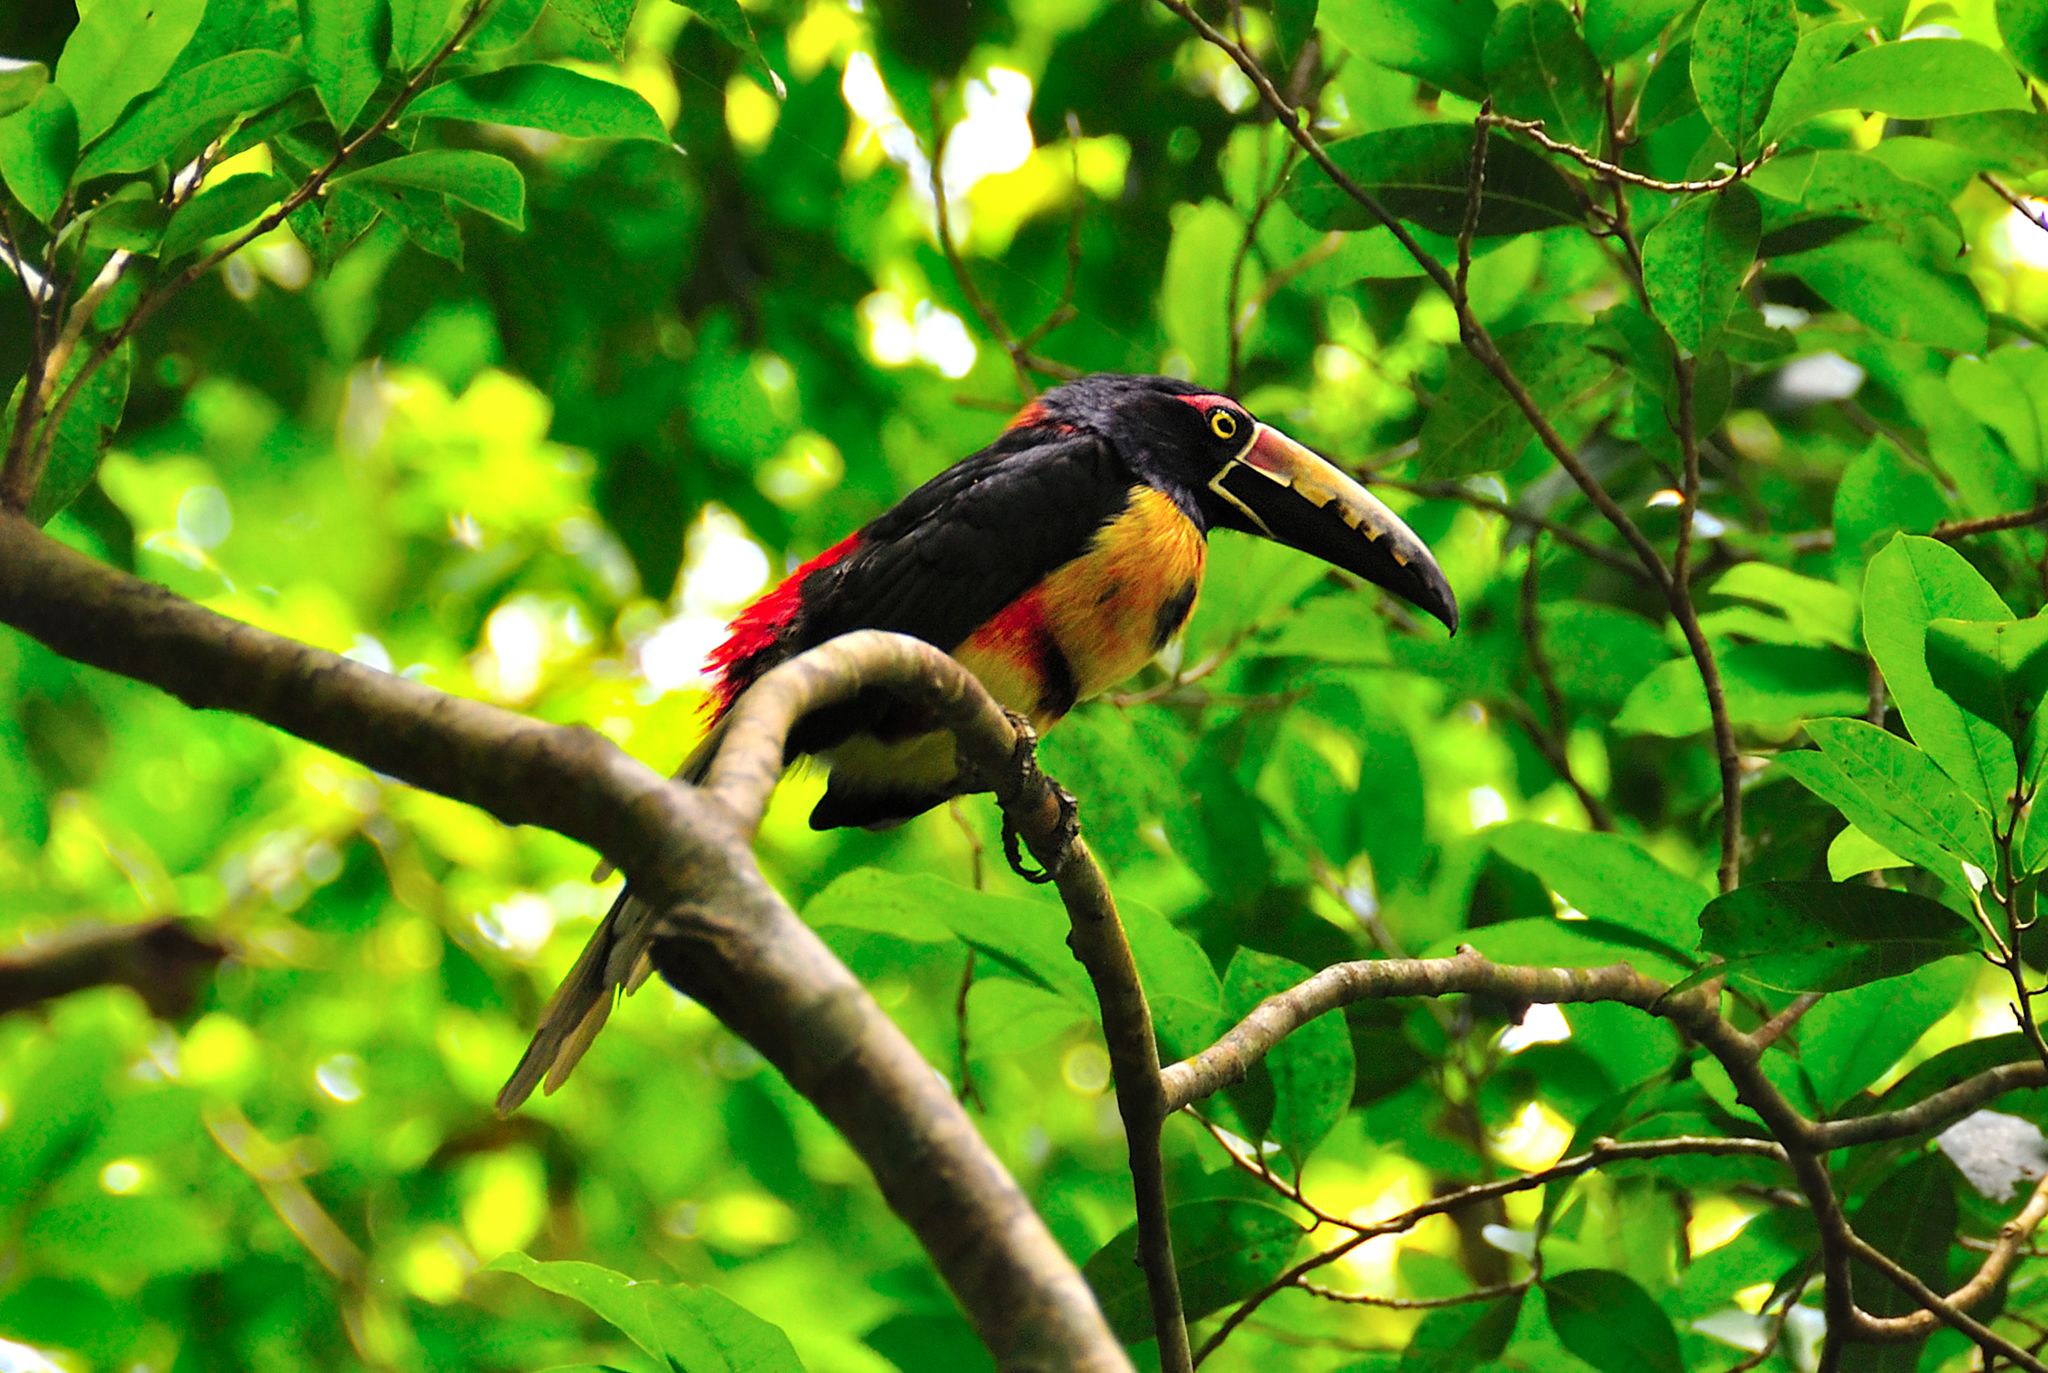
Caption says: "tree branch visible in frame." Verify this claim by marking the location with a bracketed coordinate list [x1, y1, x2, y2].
[0, 513, 1127, 1372]
[0, 916, 226, 1018]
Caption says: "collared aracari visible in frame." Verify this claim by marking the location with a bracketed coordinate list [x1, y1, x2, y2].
[497, 372, 1455, 1111]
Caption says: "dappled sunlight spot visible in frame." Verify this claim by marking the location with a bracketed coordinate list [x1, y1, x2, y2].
[400, 1227, 477, 1304]
[460, 1150, 547, 1258]
[860, 290, 918, 366]
[636, 613, 731, 695]
[1493, 1100, 1572, 1173]
[181, 1013, 259, 1090]
[912, 301, 977, 378]
[2000, 205, 2048, 271]
[726, 73, 780, 152]
[315, 1053, 364, 1105]
[1498, 1002, 1571, 1054]
[477, 893, 558, 958]
[840, 50, 924, 174]
[1062, 1042, 1112, 1094]
[174, 483, 232, 549]
[374, 914, 443, 975]
[1688, 1198, 1754, 1256]
[1324, 1165, 1456, 1292]
[938, 69, 1036, 197]
[1465, 785, 1508, 830]
[98, 1158, 146, 1195]
[680, 507, 773, 615]
[0, 1337, 70, 1373]
[760, 431, 845, 508]
[699, 1191, 801, 1251]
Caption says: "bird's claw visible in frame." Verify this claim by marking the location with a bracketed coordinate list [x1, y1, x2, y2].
[999, 710, 1078, 884]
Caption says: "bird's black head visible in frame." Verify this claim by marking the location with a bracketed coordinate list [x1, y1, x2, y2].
[1015, 374, 1458, 634]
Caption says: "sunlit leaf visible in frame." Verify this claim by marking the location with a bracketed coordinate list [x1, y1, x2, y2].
[1286, 123, 1584, 239]
[0, 84, 77, 222]
[51, 0, 207, 140]
[1641, 186, 1759, 355]
[331, 149, 526, 227]
[1318, 0, 1495, 99]
[489, 1255, 806, 1371]
[5, 342, 132, 526]
[1483, 0, 1603, 152]
[75, 52, 310, 181]
[1690, 0, 1796, 160]
[408, 65, 670, 140]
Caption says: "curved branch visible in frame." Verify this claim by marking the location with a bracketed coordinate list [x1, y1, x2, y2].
[0, 513, 1126, 1372]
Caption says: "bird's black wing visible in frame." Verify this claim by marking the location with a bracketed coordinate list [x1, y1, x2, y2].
[789, 428, 1131, 655]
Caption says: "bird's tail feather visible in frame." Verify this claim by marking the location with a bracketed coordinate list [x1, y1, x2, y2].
[502, 719, 731, 1114]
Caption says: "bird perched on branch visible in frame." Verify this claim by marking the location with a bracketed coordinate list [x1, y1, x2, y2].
[498, 373, 1456, 1111]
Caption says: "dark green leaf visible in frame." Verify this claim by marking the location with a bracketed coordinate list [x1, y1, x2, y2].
[669, 0, 781, 94]
[0, 59, 47, 120]
[1286, 123, 1583, 238]
[1483, 1, 1603, 152]
[1864, 534, 2017, 813]
[1416, 322, 1612, 478]
[1926, 612, 2048, 759]
[1121, 899, 1228, 1064]
[1641, 186, 1760, 355]
[301, 0, 387, 131]
[353, 181, 463, 264]
[1487, 821, 1706, 952]
[389, 0, 463, 71]
[0, 85, 77, 223]
[1778, 38, 2029, 129]
[1543, 1269, 1683, 1373]
[1849, 1156, 1955, 1354]
[1223, 949, 1354, 1167]
[1690, 0, 1797, 160]
[331, 149, 525, 227]
[287, 184, 381, 272]
[2001, 0, 2048, 83]
[1273, 0, 1319, 60]
[1317, 0, 1496, 100]
[1584, 0, 1691, 62]
[488, 1255, 806, 1372]
[1082, 1199, 1303, 1340]
[549, 0, 638, 55]
[1796, 957, 1973, 1109]
[75, 52, 310, 181]
[51, 0, 207, 140]
[408, 64, 669, 140]
[7, 343, 132, 526]
[1696, 880, 1977, 992]
[159, 172, 292, 261]
[1781, 718, 1993, 876]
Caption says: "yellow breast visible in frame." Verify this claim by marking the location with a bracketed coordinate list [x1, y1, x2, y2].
[1038, 486, 1206, 703]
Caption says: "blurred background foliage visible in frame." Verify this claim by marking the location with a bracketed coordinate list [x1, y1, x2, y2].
[8, 0, 2048, 1367]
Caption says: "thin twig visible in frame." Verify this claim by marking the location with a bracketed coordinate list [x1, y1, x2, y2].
[1367, 473, 1647, 579]
[1485, 112, 1777, 193]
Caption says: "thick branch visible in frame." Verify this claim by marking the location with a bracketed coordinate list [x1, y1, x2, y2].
[0, 917, 225, 1018]
[0, 514, 1126, 1372]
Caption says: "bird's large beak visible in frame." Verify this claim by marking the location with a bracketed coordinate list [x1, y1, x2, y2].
[1210, 423, 1458, 633]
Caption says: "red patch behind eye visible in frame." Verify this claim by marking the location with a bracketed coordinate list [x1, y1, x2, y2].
[1172, 392, 1238, 414]
[704, 531, 862, 716]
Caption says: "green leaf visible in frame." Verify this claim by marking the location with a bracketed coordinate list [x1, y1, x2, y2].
[1864, 534, 2017, 813]
[1317, 0, 1496, 100]
[488, 1255, 806, 1372]
[1759, 19, 1864, 143]
[808, 871, 1092, 1005]
[1833, 437, 1949, 565]
[0, 85, 78, 223]
[1286, 123, 1583, 239]
[353, 181, 463, 264]
[1543, 1269, 1683, 1373]
[1785, 717, 1994, 876]
[1416, 322, 1612, 479]
[301, 0, 388, 131]
[1538, 604, 1670, 708]
[1082, 1199, 1303, 1340]
[389, 0, 463, 71]
[0, 59, 47, 120]
[287, 184, 381, 272]
[1783, 224, 1987, 353]
[669, 0, 780, 94]
[1950, 347, 2048, 475]
[1222, 949, 1354, 1167]
[548, 0, 638, 56]
[1690, 0, 1797, 160]
[1796, 957, 1973, 1109]
[1849, 1155, 1955, 1351]
[1696, 880, 1978, 992]
[1778, 38, 2029, 129]
[75, 52, 310, 181]
[1486, 821, 1706, 953]
[6, 342, 132, 526]
[1827, 824, 1906, 879]
[408, 65, 669, 140]
[1584, 0, 1691, 62]
[1273, 0, 1319, 60]
[1751, 147, 1963, 248]
[1641, 186, 1760, 355]
[331, 149, 525, 227]
[1926, 614, 2048, 771]
[159, 171, 292, 260]
[1614, 644, 1866, 737]
[1483, 1, 1603, 152]
[52, 0, 207, 141]
[1120, 899, 1228, 1063]
[2002, 0, 2048, 83]
[1710, 563, 1860, 652]
[1161, 199, 1244, 382]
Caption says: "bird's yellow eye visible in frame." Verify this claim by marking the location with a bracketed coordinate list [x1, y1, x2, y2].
[1209, 410, 1239, 441]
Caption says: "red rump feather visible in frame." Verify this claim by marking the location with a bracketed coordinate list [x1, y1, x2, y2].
[704, 532, 861, 716]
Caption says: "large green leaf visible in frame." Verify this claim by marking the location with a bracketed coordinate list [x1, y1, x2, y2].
[1926, 613, 2048, 780]
[2001, 0, 2048, 82]
[1543, 1269, 1683, 1373]
[671, 0, 780, 93]
[1222, 948, 1354, 1167]
[1847, 1155, 1954, 1371]
[1782, 224, 1986, 353]
[1286, 123, 1584, 239]
[1641, 186, 1760, 356]
[1483, 0, 1603, 152]
[0, 60, 47, 120]
[1082, 1199, 1303, 1340]
[1318, 0, 1496, 100]
[1690, 0, 1797, 160]
[301, 0, 387, 130]
[76, 52, 309, 181]
[1950, 346, 2048, 475]
[1121, 898, 1228, 1064]
[1415, 322, 1612, 478]
[1781, 717, 1993, 877]
[6, 342, 133, 527]
[51, 0, 207, 140]
[549, 0, 638, 55]
[1486, 821, 1706, 952]
[0, 84, 77, 223]
[330, 149, 525, 227]
[1614, 644, 1866, 737]
[389, 0, 464, 71]
[1161, 199, 1244, 383]
[488, 1255, 806, 1372]
[1584, 0, 1691, 62]
[408, 64, 669, 140]
[1777, 38, 2029, 128]
[1696, 880, 1978, 992]
[159, 172, 293, 261]
[1863, 535, 2017, 813]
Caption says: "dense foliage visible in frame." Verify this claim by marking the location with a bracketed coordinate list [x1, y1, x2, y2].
[10, 0, 2048, 1368]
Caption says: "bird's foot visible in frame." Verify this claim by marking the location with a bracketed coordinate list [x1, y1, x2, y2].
[998, 710, 1079, 884]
